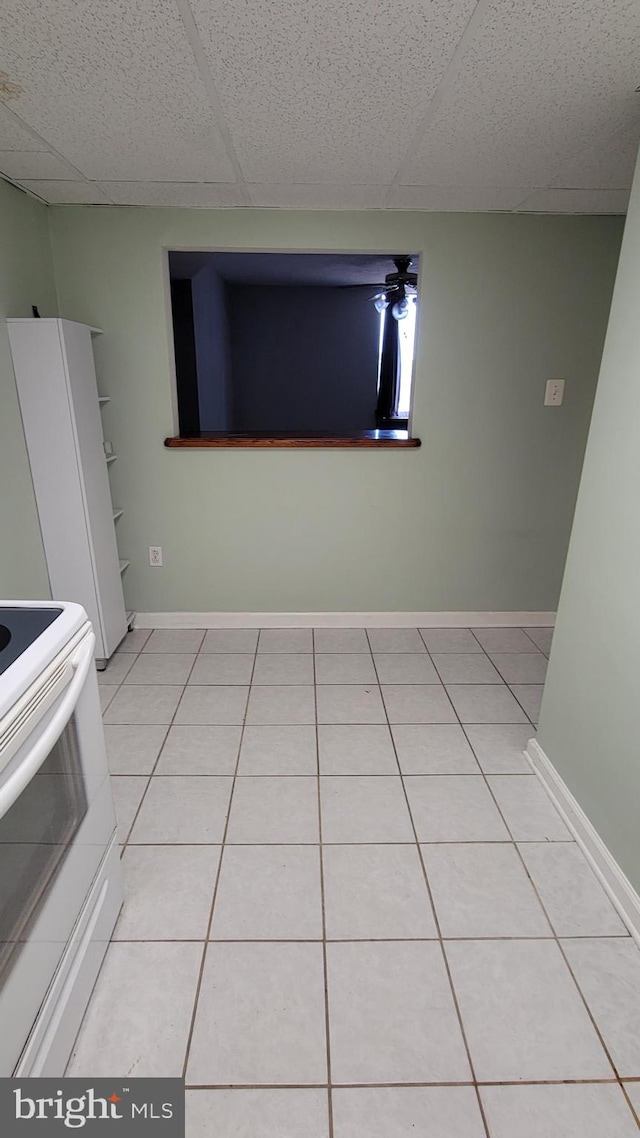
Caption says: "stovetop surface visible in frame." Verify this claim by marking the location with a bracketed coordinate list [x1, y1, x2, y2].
[0, 607, 63, 676]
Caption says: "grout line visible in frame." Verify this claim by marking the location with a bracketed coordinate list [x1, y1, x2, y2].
[313, 628, 335, 1138]
[114, 680, 545, 688]
[505, 683, 540, 729]
[521, 627, 550, 653]
[179, 635, 258, 1081]
[110, 770, 535, 778]
[469, 629, 487, 652]
[102, 650, 149, 849]
[476, 743, 630, 1095]
[117, 645, 204, 856]
[365, 630, 492, 1138]
[182, 1076, 627, 1090]
[620, 1082, 640, 1127]
[107, 717, 535, 726]
[460, 722, 535, 776]
[108, 934, 631, 944]
[112, 838, 574, 846]
[408, 651, 545, 1131]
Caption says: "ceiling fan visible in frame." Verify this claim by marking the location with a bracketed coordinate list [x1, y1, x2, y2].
[369, 256, 418, 321]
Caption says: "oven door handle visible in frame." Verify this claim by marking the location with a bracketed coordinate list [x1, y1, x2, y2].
[0, 632, 96, 822]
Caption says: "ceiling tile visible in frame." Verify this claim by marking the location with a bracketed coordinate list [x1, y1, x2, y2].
[100, 182, 242, 206]
[401, 0, 640, 190]
[551, 121, 640, 190]
[0, 104, 48, 151]
[0, 151, 78, 180]
[18, 180, 112, 203]
[190, 0, 476, 184]
[0, 0, 236, 181]
[387, 186, 536, 211]
[247, 184, 387, 209]
[516, 188, 630, 214]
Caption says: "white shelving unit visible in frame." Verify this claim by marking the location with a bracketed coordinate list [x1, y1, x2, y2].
[8, 318, 129, 664]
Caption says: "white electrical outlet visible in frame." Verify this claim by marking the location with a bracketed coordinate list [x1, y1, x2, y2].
[544, 379, 565, 406]
[149, 546, 163, 566]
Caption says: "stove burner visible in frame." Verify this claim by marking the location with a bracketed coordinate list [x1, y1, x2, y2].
[0, 626, 10, 653]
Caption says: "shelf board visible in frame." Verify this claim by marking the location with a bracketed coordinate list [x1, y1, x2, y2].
[112, 508, 124, 521]
[106, 454, 118, 464]
[164, 430, 420, 449]
[119, 560, 130, 573]
[98, 396, 110, 405]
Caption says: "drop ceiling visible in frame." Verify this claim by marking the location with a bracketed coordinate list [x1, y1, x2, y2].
[0, 0, 639, 213]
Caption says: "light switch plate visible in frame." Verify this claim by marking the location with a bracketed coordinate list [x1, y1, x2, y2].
[544, 379, 565, 406]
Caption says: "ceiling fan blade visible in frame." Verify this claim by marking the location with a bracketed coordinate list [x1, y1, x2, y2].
[367, 284, 401, 301]
[337, 282, 387, 289]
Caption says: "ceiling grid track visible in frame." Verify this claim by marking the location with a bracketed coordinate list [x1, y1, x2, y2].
[0, 99, 104, 199]
[172, 0, 250, 205]
[384, 0, 493, 206]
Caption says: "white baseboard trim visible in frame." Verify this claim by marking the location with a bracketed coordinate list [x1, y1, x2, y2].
[135, 611, 556, 630]
[526, 738, 640, 947]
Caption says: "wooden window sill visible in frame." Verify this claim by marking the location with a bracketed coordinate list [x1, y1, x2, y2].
[164, 431, 420, 449]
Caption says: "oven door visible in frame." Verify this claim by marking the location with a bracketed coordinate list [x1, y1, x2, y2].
[0, 629, 116, 1075]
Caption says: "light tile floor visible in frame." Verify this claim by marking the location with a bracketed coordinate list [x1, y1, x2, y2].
[71, 626, 640, 1136]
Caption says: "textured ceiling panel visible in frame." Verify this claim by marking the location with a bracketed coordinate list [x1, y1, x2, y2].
[0, 105, 47, 150]
[101, 182, 243, 206]
[401, 0, 640, 190]
[0, 0, 236, 181]
[18, 180, 112, 203]
[551, 121, 640, 190]
[515, 188, 631, 214]
[189, 0, 476, 184]
[0, 151, 77, 180]
[247, 184, 387, 209]
[0, 0, 638, 211]
[387, 185, 536, 211]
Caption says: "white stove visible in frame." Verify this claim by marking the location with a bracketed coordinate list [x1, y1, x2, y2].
[0, 601, 123, 1076]
[0, 603, 86, 721]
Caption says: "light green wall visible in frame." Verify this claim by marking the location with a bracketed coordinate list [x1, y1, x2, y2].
[537, 152, 640, 890]
[0, 180, 57, 599]
[43, 206, 621, 614]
